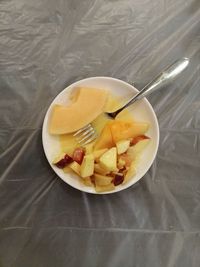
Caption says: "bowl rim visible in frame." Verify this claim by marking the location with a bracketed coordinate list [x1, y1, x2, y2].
[42, 76, 160, 194]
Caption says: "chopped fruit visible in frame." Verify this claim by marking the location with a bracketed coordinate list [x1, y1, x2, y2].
[130, 135, 150, 146]
[84, 142, 95, 155]
[73, 147, 85, 164]
[123, 162, 136, 184]
[118, 153, 132, 168]
[53, 153, 73, 168]
[49, 88, 108, 134]
[52, 153, 66, 164]
[83, 177, 93, 187]
[63, 166, 72, 173]
[129, 138, 150, 155]
[90, 175, 95, 184]
[94, 123, 114, 150]
[99, 147, 118, 172]
[94, 164, 110, 175]
[80, 154, 94, 178]
[109, 120, 149, 143]
[116, 139, 130, 154]
[119, 166, 127, 175]
[50, 88, 152, 192]
[126, 147, 136, 161]
[92, 113, 112, 135]
[95, 183, 115, 193]
[117, 158, 126, 169]
[94, 174, 113, 186]
[93, 148, 108, 160]
[68, 161, 81, 175]
[113, 173, 124, 186]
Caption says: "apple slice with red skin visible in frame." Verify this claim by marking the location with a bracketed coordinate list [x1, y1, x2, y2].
[113, 173, 124, 186]
[130, 135, 150, 146]
[73, 147, 85, 164]
[54, 154, 73, 168]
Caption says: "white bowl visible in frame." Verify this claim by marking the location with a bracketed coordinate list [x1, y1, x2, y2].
[42, 77, 159, 194]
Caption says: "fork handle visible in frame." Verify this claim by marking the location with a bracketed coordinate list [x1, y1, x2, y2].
[111, 58, 189, 117]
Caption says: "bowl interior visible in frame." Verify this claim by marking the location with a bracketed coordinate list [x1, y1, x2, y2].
[42, 77, 159, 194]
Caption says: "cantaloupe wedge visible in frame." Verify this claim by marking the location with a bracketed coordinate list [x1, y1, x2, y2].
[109, 120, 149, 143]
[94, 122, 114, 150]
[49, 87, 107, 134]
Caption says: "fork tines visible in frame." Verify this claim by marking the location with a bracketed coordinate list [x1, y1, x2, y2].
[73, 124, 97, 145]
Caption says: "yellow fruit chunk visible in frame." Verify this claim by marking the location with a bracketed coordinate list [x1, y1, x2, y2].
[68, 161, 81, 175]
[94, 163, 110, 175]
[84, 141, 95, 155]
[80, 154, 94, 178]
[52, 152, 66, 164]
[109, 120, 149, 143]
[82, 177, 93, 187]
[117, 158, 126, 169]
[123, 162, 136, 184]
[116, 139, 130, 154]
[94, 123, 115, 150]
[93, 149, 108, 160]
[99, 147, 118, 172]
[49, 87, 107, 134]
[94, 174, 113, 186]
[130, 139, 150, 154]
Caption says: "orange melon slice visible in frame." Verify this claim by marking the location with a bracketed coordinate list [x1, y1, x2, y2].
[94, 122, 115, 150]
[109, 120, 149, 143]
[49, 88, 107, 134]
[94, 120, 149, 149]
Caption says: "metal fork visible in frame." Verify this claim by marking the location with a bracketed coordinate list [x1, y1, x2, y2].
[73, 58, 189, 145]
[73, 124, 98, 145]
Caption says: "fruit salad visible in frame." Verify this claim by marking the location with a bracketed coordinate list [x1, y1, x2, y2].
[52, 120, 150, 192]
[50, 87, 151, 192]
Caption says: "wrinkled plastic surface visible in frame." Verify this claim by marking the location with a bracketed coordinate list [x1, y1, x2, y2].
[0, 0, 200, 266]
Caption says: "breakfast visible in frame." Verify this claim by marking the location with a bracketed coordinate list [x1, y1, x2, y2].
[49, 87, 151, 192]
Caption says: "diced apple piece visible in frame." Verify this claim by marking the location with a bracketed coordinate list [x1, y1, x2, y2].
[93, 148, 108, 160]
[80, 154, 94, 178]
[117, 158, 126, 169]
[53, 153, 73, 168]
[99, 147, 118, 172]
[113, 173, 124, 186]
[118, 153, 132, 168]
[94, 174, 113, 186]
[130, 138, 150, 155]
[73, 147, 85, 164]
[126, 147, 137, 161]
[94, 163, 110, 175]
[95, 183, 115, 193]
[94, 123, 114, 150]
[63, 166, 71, 173]
[52, 153, 66, 164]
[84, 141, 95, 154]
[116, 139, 130, 154]
[109, 120, 149, 143]
[131, 135, 150, 145]
[123, 162, 136, 184]
[83, 177, 93, 187]
[68, 161, 81, 175]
